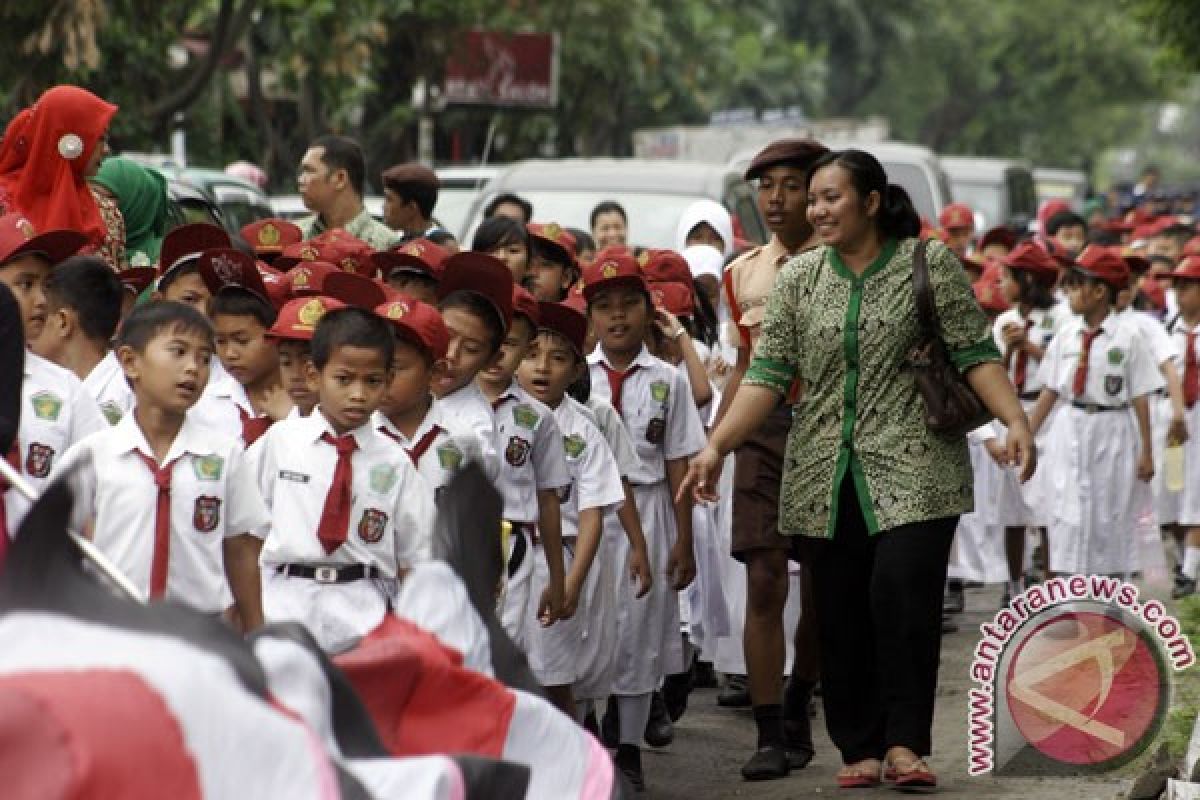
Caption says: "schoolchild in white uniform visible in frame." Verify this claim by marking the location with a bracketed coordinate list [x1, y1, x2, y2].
[1029, 247, 1163, 577]
[0, 214, 105, 543]
[475, 286, 570, 657]
[264, 294, 346, 418]
[33, 255, 133, 425]
[374, 296, 494, 492]
[517, 300, 625, 715]
[189, 249, 289, 446]
[57, 302, 268, 626]
[251, 308, 435, 653]
[994, 242, 1070, 595]
[1163, 256, 1200, 595]
[583, 248, 706, 791]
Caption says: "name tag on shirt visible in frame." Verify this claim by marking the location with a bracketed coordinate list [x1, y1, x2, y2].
[279, 470, 310, 483]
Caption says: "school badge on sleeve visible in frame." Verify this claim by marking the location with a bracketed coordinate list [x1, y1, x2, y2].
[563, 433, 587, 460]
[1105, 375, 1124, 396]
[30, 391, 63, 421]
[505, 435, 531, 467]
[193, 496, 221, 532]
[645, 417, 666, 444]
[25, 443, 55, 478]
[650, 380, 670, 403]
[436, 443, 463, 470]
[357, 508, 388, 544]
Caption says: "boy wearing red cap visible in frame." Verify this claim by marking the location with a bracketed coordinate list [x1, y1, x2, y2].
[584, 248, 706, 790]
[938, 203, 976, 259]
[527, 223, 580, 302]
[517, 300, 625, 715]
[1029, 247, 1163, 576]
[373, 238, 447, 304]
[248, 307, 435, 652]
[373, 297, 493, 492]
[476, 286, 570, 658]
[266, 295, 345, 417]
[1165, 257, 1200, 595]
[153, 223, 231, 316]
[0, 214, 106, 543]
[55, 302, 269, 627]
[190, 249, 291, 446]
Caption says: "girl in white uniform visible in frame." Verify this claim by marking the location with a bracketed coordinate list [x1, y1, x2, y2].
[1029, 248, 1164, 576]
[1164, 258, 1200, 592]
[582, 249, 706, 790]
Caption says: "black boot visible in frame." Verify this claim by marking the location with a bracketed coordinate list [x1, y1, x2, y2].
[662, 670, 692, 722]
[782, 678, 816, 770]
[717, 673, 750, 708]
[644, 690, 674, 747]
[741, 745, 790, 781]
[615, 744, 645, 792]
[601, 695, 618, 748]
[694, 659, 718, 688]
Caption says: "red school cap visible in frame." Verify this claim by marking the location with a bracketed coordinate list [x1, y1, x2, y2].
[0, 213, 86, 266]
[1003, 241, 1060, 287]
[650, 281, 695, 318]
[240, 218, 302, 256]
[196, 247, 271, 305]
[375, 296, 450, 361]
[267, 295, 346, 341]
[285, 260, 339, 299]
[1167, 255, 1200, 282]
[437, 251, 515, 330]
[157, 222, 231, 279]
[322, 270, 390, 310]
[512, 285, 540, 327]
[581, 247, 648, 302]
[119, 266, 158, 296]
[372, 238, 449, 281]
[527, 222, 578, 267]
[639, 248, 691, 286]
[1073, 245, 1130, 290]
[536, 300, 587, 356]
[938, 203, 975, 231]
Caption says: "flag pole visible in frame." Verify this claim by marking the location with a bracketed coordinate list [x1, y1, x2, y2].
[0, 458, 146, 604]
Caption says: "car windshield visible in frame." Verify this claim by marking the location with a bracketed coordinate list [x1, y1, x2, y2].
[471, 190, 743, 250]
[950, 183, 1004, 230]
[435, 189, 483, 238]
[880, 162, 939, 223]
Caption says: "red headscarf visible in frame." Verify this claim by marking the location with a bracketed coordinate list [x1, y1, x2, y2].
[0, 108, 32, 175]
[0, 86, 117, 246]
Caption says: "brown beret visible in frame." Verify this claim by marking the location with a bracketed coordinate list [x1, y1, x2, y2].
[381, 163, 439, 190]
[744, 139, 829, 181]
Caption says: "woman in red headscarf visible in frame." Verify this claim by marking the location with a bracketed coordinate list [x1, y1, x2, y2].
[0, 85, 123, 269]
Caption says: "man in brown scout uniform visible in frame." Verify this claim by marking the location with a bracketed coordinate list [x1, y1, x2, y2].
[296, 135, 400, 251]
[715, 138, 828, 781]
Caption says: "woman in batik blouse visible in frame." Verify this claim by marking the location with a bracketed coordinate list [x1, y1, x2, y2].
[682, 149, 1035, 790]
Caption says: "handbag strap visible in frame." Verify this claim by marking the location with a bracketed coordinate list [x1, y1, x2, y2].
[912, 237, 939, 338]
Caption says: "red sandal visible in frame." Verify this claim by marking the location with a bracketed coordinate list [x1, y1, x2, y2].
[883, 754, 937, 790]
[837, 759, 883, 789]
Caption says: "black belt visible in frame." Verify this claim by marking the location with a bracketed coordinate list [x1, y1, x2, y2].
[1018, 391, 1040, 402]
[276, 563, 381, 584]
[1070, 401, 1129, 414]
[506, 520, 535, 578]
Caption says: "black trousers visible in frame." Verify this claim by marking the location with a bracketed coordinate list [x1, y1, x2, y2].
[808, 478, 957, 763]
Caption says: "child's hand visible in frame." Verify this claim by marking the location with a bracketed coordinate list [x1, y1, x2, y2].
[1168, 415, 1189, 447]
[1001, 324, 1027, 350]
[629, 545, 653, 598]
[537, 579, 565, 627]
[666, 541, 695, 591]
[1137, 452, 1155, 483]
[654, 308, 682, 336]
[560, 575, 582, 620]
[984, 439, 1009, 466]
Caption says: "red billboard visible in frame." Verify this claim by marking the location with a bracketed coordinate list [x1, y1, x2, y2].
[443, 31, 559, 109]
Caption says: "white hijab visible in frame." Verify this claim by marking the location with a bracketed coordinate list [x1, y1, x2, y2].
[675, 199, 734, 258]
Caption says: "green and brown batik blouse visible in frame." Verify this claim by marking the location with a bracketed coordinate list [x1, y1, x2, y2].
[744, 236, 1001, 539]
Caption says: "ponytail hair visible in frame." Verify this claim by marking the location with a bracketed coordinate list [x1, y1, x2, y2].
[807, 149, 921, 241]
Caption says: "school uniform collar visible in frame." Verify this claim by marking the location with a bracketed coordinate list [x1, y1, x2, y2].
[762, 235, 791, 266]
[205, 367, 253, 410]
[113, 409, 219, 465]
[441, 380, 489, 409]
[373, 396, 444, 446]
[309, 407, 376, 450]
[587, 344, 657, 372]
[83, 350, 121, 391]
[491, 380, 522, 410]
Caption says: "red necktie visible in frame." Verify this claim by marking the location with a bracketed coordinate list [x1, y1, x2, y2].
[602, 364, 641, 416]
[406, 426, 443, 466]
[1012, 318, 1035, 392]
[238, 407, 274, 447]
[133, 450, 181, 598]
[1184, 331, 1198, 409]
[0, 441, 20, 569]
[317, 433, 357, 554]
[1072, 328, 1102, 397]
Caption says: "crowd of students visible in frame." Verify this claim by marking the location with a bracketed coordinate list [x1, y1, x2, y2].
[1, 82, 1199, 795]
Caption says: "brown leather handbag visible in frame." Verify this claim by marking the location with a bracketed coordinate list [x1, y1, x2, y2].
[905, 239, 994, 437]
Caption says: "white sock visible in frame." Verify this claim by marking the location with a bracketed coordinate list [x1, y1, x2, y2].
[617, 693, 652, 746]
[1183, 547, 1200, 581]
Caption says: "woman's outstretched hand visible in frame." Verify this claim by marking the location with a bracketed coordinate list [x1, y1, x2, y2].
[1005, 421, 1038, 484]
[677, 444, 723, 504]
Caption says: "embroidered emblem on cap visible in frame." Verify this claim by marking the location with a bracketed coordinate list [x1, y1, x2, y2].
[601, 261, 619, 279]
[211, 253, 242, 284]
[258, 223, 281, 247]
[293, 269, 311, 287]
[16, 218, 35, 240]
[340, 258, 360, 273]
[545, 223, 562, 241]
[57, 133, 84, 160]
[403, 243, 425, 256]
[297, 298, 327, 329]
[637, 251, 650, 267]
[300, 245, 319, 261]
[385, 301, 409, 319]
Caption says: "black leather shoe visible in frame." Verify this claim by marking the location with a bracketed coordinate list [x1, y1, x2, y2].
[741, 745, 790, 781]
[782, 681, 816, 770]
[644, 690, 674, 747]
[717, 674, 750, 708]
[662, 671, 692, 722]
[694, 659, 718, 688]
[615, 744, 645, 792]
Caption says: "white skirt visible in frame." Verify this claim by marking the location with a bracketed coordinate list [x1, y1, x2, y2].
[526, 541, 579, 687]
[684, 497, 731, 656]
[1151, 393, 1182, 525]
[499, 527, 536, 655]
[993, 399, 1057, 527]
[1046, 406, 1146, 575]
[1176, 400, 1200, 526]
[948, 438, 1010, 584]
[574, 520, 621, 701]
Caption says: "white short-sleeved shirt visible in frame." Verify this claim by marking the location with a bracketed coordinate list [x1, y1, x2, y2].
[550, 398, 625, 538]
[250, 410, 435, 575]
[1037, 312, 1164, 405]
[5, 352, 107, 534]
[490, 382, 570, 524]
[83, 350, 135, 425]
[1166, 316, 1199, 370]
[373, 398, 495, 493]
[992, 306, 1070, 395]
[189, 367, 262, 444]
[55, 411, 269, 612]
[584, 396, 642, 478]
[587, 346, 707, 485]
[1117, 308, 1178, 367]
[436, 381, 499, 469]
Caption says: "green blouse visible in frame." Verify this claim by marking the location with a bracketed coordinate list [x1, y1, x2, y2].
[744, 237, 1000, 539]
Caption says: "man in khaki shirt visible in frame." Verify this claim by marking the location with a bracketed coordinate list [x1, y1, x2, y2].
[714, 138, 828, 782]
[296, 134, 401, 251]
